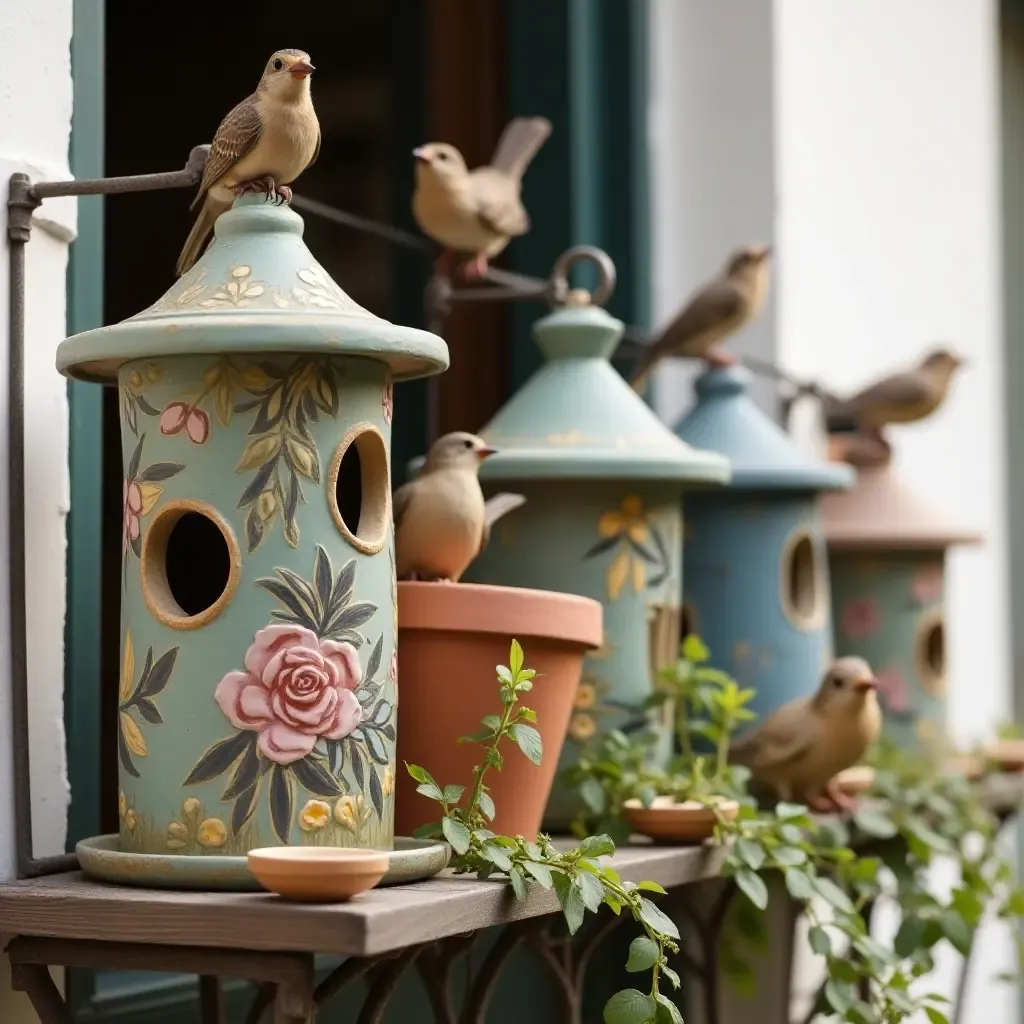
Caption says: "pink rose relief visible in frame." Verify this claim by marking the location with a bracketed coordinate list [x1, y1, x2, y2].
[841, 596, 880, 640]
[215, 624, 363, 764]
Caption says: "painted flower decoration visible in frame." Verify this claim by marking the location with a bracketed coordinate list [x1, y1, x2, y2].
[197, 818, 227, 848]
[389, 651, 398, 700]
[335, 794, 372, 833]
[215, 624, 364, 765]
[911, 565, 944, 606]
[382, 375, 394, 426]
[121, 434, 185, 564]
[160, 401, 210, 445]
[585, 495, 670, 601]
[568, 712, 597, 743]
[875, 665, 911, 715]
[123, 478, 143, 555]
[383, 764, 395, 798]
[840, 596, 880, 640]
[299, 799, 332, 832]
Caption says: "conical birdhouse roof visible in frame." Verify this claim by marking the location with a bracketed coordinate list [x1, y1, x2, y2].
[675, 366, 853, 492]
[475, 303, 730, 483]
[57, 196, 449, 384]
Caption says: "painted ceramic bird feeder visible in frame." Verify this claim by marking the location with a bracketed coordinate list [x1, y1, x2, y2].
[674, 367, 853, 723]
[821, 455, 981, 747]
[462, 249, 731, 828]
[56, 196, 448, 879]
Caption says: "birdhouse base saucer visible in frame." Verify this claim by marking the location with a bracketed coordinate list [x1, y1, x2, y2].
[623, 796, 739, 844]
[75, 834, 450, 892]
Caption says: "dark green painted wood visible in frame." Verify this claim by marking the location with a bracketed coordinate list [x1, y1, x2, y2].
[505, 0, 651, 390]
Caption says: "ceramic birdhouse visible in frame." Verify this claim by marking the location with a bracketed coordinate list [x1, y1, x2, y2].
[674, 367, 853, 722]
[459, 287, 730, 829]
[821, 462, 981, 747]
[56, 196, 448, 885]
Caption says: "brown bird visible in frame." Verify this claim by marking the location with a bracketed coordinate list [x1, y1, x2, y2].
[629, 245, 773, 392]
[176, 49, 320, 277]
[729, 657, 882, 814]
[394, 432, 525, 582]
[824, 348, 966, 439]
[411, 117, 552, 282]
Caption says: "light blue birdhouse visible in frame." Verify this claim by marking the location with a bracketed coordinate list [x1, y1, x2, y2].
[56, 196, 448, 882]
[674, 367, 853, 722]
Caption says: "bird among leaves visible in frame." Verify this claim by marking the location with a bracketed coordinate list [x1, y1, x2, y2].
[412, 117, 552, 282]
[729, 657, 882, 814]
[176, 49, 320, 277]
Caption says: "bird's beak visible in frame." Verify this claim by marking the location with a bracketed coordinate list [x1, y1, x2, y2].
[412, 147, 430, 165]
[854, 677, 878, 693]
[759, 245, 773, 258]
[477, 445, 498, 459]
[290, 60, 315, 79]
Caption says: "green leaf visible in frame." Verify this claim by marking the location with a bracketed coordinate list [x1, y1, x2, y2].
[441, 817, 471, 855]
[784, 868, 815, 901]
[940, 911, 973, 956]
[681, 635, 709, 662]
[654, 994, 683, 1024]
[636, 880, 667, 895]
[442, 784, 465, 805]
[926, 1009, 950, 1024]
[638, 897, 680, 940]
[405, 763, 435, 786]
[735, 869, 768, 910]
[662, 965, 681, 991]
[775, 802, 807, 820]
[771, 846, 807, 867]
[478, 791, 496, 822]
[737, 838, 766, 871]
[578, 871, 605, 914]
[515, 724, 543, 766]
[416, 781, 444, 802]
[509, 866, 527, 901]
[555, 873, 586, 935]
[481, 843, 513, 873]
[523, 860, 553, 888]
[509, 639, 524, 677]
[895, 915, 926, 958]
[814, 876, 854, 914]
[581, 834, 616, 859]
[808, 925, 831, 956]
[825, 980, 854, 1016]
[603, 989, 656, 1024]
[481, 713, 502, 732]
[580, 778, 607, 814]
[853, 809, 898, 839]
[625, 936, 660, 973]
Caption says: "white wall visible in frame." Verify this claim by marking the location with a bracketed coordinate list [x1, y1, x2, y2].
[0, 0, 74, 1017]
[650, 0, 1011, 1021]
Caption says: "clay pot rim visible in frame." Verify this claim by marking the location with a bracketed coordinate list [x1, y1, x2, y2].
[247, 847, 390, 872]
[624, 796, 739, 817]
[398, 580, 603, 649]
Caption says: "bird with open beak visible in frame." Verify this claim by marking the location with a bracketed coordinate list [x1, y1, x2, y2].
[411, 116, 552, 282]
[394, 432, 525, 583]
[176, 49, 320, 277]
[729, 657, 882, 813]
[629, 244, 773, 392]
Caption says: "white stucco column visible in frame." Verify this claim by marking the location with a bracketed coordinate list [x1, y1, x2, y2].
[0, 0, 75, 1018]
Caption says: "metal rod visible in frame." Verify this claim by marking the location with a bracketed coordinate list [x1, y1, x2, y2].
[291, 192, 433, 254]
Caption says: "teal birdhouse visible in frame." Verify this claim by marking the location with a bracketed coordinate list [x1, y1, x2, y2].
[674, 368, 853, 721]
[57, 196, 448, 873]
[821, 463, 981, 747]
[457, 284, 730, 829]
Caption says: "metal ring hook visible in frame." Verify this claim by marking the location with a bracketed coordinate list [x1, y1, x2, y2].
[547, 245, 617, 309]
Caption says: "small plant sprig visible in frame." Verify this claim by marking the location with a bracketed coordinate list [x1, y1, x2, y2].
[407, 640, 686, 1024]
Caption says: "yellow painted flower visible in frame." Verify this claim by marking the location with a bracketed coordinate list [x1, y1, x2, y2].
[335, 796, 357, 831]
[168, 821, 189, 841]
[568, 713, 597, 743]
[383, 765, 395, 798]
[182, 797, 201, 821]
[573, 682, 597, 710]
[128, 369, 144, 389]
[299, 799, 331, 832]
[118, 791, 127, 819]
[124, 809, 137, 832]
[197, 818, 227, 848]
[597, 495, 650, 545]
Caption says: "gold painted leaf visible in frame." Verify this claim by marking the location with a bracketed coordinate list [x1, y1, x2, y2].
[237, 434, 280, 471]
[621, 495, 643, 518]
[287, 438, 317, 479]
[257, 490, 278, 524]
[631, 557, 645, 593]
[242, 365, 272, 390]
[627, 521, 650, 545]
[267, 388, 282, 421]
[607, 551, 629, 601]
[215, 383, 232, 427]
[120, 632, 134, 701]
[597, 511, 625, 538]
[138, 483, 163, 516]
[202, 363, 222, 386]
[284, 515, 300, 548]
[121, 711, 148, 756]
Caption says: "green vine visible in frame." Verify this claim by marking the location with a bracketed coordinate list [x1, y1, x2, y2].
[407, 640, 686, 1024]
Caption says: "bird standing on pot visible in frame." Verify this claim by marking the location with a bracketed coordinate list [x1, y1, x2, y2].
[824, 348, 966, 441]
[729, 657, 882, 814]
[394, 432, 526, 583]
[629, 244, 773, 392]
[411, 117, 552, 282]
[176, 49, 320, 277]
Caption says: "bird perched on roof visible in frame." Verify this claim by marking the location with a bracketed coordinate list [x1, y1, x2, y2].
[729, 657, 881, 814]
[176, 49, 320, 277]
[412, 116, 552, 282]
[823, 348, 966, 439]
[629, 245, 773, 393]
[394, 432, 526, 583]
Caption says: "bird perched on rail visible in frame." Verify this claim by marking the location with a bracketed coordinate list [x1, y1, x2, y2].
[729, 657, 881, 814]
[176, 49, 320, 277]
[823, 348, 965, 440]
[411, 116, 552, 282]
[629, 245, 773, 393]
[394, 432, 526, 583]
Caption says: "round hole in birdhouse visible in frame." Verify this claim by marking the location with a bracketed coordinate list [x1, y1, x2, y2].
[680, 603, 697, 642]
[915, 610, 946, 696]
[780, 528, 826, 631]
[141, 500, 241, 630]
[329, 423, 390, 555]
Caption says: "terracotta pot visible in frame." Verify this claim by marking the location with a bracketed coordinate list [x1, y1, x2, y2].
[983, 739, 1024, 773]
[624, 796, 739, 844]
[395, 581, 603, 840]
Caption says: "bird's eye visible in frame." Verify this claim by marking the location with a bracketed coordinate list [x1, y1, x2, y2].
[463, 440, 474, 449]
[437, 152, 448, 162]
[832, 677, 844, 689]
[273, 58, 284, 71]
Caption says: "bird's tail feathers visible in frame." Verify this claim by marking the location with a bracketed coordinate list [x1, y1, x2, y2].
[484, 492, 526, 528]
[490, 117, 552, 181]
[176, 204, 216, 278]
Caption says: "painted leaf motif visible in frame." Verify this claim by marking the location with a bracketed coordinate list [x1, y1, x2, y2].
[120, 712, 148, 757]
[135, 698, 163, 724]
[138, 483, 163, 516]
[631, 557, 645, 593]
[231, 783, 259, 834]
[137, 647, 178, 699]
[183, 731, 251, 786]
[120, 631, 135, 702]
[366, 635, 384, 680]
[607, 550, 630, 601]
[215, 383, 233, 427]
[237, 435, 281, 473]
[221, 736, 260, 800]
[291, 756, 344, 797]
[369, 768, 384, 817]
[118, 729, 139, 779]
[597, 510, 625, 537]
[270, 765, 293, 843]
[137, 462, 186, 483]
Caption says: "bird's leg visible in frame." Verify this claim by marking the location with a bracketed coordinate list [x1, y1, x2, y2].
[233, 175, 279, 204]
[825, 776, 856, 814]
[805, 791, 840, 814]
[275, 184, 293, 206]
[704, 347, 739, 368]
[433, 249, 455, 281]
[461, 252, 490, 283]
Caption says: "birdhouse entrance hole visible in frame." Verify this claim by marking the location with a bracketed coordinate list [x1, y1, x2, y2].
[329, 423, 389, 555]
[915, 610, 946, 696]
[780, 528, 825, 630]
[141, 500, 241, 629]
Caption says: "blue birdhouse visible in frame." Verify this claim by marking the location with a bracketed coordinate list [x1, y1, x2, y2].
[674, 367, 854, 720]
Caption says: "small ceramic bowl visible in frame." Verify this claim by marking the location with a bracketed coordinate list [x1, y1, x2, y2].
[983, 739, 1024, 773]
[624, 795, 739, 844]
[247, 847, 389, 902]
[834, 765, 875, 797]
[944, 755, 985, 782]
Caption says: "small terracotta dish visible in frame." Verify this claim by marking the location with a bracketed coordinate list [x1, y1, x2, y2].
[944, 755, 985, 782]
[983, 739, 1024, 773]
[835, 765, 875, 797]
[247, 847, 389, 902]
[624, 796, 739, 844]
